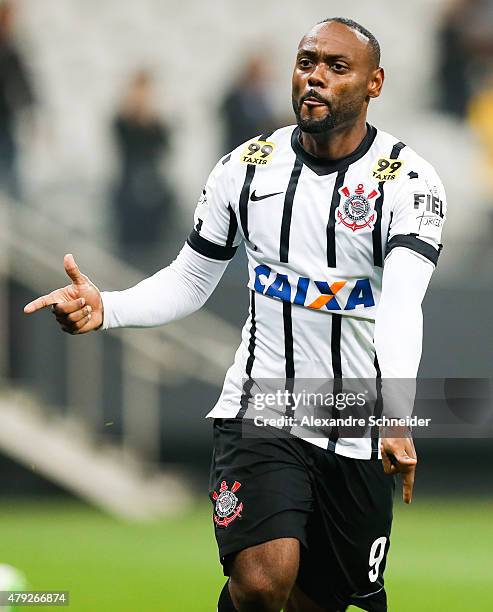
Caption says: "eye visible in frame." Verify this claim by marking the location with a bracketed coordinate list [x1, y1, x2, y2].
[331, 62, 348, 73]
[298, 58, 313, 69]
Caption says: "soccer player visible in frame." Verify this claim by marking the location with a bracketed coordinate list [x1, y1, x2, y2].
[24, 18, 446, 612]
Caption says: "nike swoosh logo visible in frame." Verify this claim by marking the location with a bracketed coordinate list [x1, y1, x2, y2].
[250, 190, 283, 202]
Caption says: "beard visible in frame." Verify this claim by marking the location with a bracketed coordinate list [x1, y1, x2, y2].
[292, 92, 363, 134]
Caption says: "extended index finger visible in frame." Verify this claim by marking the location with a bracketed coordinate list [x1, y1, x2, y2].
[24, 293, 59, 314]
[402, 466, 416, 504]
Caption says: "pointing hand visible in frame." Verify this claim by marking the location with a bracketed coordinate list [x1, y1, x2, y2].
[381, 433, 417, 504]
[24, 254, 104, 334]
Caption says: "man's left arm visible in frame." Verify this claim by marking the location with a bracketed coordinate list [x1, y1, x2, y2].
[375, 165, 447, 503]
[374, 248, 434, 503]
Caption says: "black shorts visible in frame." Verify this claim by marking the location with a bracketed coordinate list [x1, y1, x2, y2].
[209, 419, 395, 612]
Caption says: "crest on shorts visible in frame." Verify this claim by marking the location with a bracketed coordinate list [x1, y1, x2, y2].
[212, 480, 243, 528]
[337, 183, 378, 232]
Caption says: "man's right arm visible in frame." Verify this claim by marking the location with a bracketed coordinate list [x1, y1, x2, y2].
[23, 243, 229, 334]
[24, 155, 241, 333]
[101, 242, 228, 329]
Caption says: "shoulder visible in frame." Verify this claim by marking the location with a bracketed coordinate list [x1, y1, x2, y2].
[371, 128, 446, 197]
[219, 125, 295, 172]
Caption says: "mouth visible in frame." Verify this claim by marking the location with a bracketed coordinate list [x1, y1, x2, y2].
[302, 96, 328, 109]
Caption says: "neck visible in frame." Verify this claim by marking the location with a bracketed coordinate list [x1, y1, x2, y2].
[299, 116, 368, 160]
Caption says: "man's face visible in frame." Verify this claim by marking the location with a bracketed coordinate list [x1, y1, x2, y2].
[292, 22, 383, 134]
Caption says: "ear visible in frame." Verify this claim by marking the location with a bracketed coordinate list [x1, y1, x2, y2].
[368, 67, 384, 99]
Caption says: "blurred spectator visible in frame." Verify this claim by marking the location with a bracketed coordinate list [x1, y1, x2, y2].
[437, 0, 493, 222]
[111, 70, 176, 270]
[469, 74, 493, 194]
[436, 0, 493, 118]
[436, 0, 472, 117]
[0, 1, 35, 199]
[219, 55, 277, 154]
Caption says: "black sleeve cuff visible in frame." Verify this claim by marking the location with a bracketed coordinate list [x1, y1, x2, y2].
[187, 229, 238, 261]
[385, 234, 442, 266]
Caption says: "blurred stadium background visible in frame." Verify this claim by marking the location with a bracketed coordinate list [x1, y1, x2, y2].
[0, 0, 492, 610]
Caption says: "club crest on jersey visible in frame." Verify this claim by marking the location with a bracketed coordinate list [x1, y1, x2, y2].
[212, 480, 243, 528]
[337, 184, 378, 232]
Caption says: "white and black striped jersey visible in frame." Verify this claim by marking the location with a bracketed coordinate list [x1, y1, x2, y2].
[187, 124, 446, 459]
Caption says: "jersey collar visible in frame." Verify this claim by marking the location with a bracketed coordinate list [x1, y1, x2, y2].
[291, 123, 377, 176]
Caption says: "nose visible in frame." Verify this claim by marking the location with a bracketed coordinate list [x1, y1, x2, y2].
[307, 63, 328, 88]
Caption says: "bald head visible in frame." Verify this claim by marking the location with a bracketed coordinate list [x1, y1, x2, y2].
[304, 18, 381, 70]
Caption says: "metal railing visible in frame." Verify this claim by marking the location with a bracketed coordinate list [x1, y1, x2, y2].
[0, 194, 239, 465]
